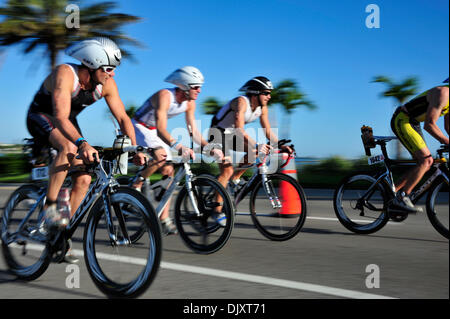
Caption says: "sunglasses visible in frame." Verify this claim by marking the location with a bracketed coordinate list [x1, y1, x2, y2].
[100, 66, 116, 74]
[260, 91, 271, 96]
[189, 85, 202, 91]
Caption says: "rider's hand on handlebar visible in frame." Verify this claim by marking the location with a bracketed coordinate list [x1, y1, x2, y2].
[132, 152, 148, 166]
[78, 142, 99, 164]
[257, 144, 272, 155]
[280, 144, 294, 154]
[176, 144, 196, 161]
[210, 148, 224, 161]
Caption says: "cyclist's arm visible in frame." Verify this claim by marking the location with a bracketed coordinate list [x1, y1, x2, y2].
[445, 113, 449, 136]
[52, 65, 84, 143]
[424, 86, 450, 145]
[234, 97, 257, 149]
[154, 89, 177, 146]
[259, 105, 279, 145]
[185, 101, 208, 147]
[103, 78, 139, 146]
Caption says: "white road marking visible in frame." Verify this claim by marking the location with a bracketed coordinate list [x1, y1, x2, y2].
[4, 242, 396, 299]
[237, 212, 402, 225]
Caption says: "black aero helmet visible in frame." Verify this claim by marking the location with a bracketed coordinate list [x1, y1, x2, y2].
[239, 76, 274, 94]
[444, 77, 449, 83]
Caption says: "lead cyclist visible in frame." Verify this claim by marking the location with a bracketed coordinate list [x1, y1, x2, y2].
[389, 77, 449, 213]
[25, 37, 146, 261]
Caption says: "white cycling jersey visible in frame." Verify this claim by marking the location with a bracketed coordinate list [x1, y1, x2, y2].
[211, 96, 262, 131]
[134, 88, 188, 127]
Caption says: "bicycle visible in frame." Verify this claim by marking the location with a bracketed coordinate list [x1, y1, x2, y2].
[1, 138, 162, 298]
[333, 126, 449, 239]
[202, 139, 307, 241]
[118, 150, 235, 255]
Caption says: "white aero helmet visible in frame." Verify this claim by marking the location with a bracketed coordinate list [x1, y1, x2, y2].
[65, 37, 122, 69]
[164, 66, 204, 91]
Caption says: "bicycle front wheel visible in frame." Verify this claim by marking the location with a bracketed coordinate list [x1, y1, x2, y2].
[84, 187, 162, 298]
[1, 184, 51, 281]
[174, 175, 234, 254]
[426, 176, 449, 239]
[250, 173, 307, 241]
[333, 173, 389, 234]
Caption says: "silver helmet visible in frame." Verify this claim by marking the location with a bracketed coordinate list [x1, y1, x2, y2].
[165, 66, 204, 91]
[66, 37, 122, 69]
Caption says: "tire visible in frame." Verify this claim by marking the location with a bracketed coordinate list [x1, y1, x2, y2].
[174, 175, 234, 254]
[1, 184, 51, 281]
[83, 187, 162, 298]
[333, 173, 389, 234]
[115, 176, 149, 243]
[249, 173, 307, 241]
[426, 176, 449, 239]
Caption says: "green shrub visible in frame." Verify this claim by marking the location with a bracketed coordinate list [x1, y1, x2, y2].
[0, 154, 29, 175]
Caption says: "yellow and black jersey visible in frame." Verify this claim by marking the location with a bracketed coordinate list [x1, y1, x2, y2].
[403, 84, 449, 122]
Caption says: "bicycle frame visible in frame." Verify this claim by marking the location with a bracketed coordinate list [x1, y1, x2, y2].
[154, 162, 201, 218]
[131, 160, 202, 219]
[363, 137, 449, 205]
[233, 151, 287, 209]
[9, 151, 140, 248]
[64, 160, 115, 240]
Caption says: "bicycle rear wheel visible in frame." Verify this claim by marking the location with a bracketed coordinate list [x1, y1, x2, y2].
[174, 175, 234, 254]
[333, 173, 389, 234]
[1, 184, 51, 281]
[426, 176, 449, 239]
[250, 173, 307, 241]
[84, 187, 162, 298]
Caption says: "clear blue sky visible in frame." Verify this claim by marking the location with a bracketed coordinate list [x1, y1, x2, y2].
[0, 0, 448, 158]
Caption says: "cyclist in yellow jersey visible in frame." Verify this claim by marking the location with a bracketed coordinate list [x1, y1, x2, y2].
[390, 78, 449, 213]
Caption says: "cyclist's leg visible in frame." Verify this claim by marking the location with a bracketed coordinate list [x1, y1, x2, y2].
[29, 113, 85, 208]
[213, 128, 234, 205]
[132, 123, 170, 189]
[217, 160, 234, 200]
[391, 112, 433, 194]
[69, 171, 92, 217]
[158, 161, 175, 221]
[230, 134, 255, 181]
[400, 148, 433, 194]
[132, 147, 168, 189]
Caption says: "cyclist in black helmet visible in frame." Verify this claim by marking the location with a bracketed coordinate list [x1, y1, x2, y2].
[208, 76, 293, 226]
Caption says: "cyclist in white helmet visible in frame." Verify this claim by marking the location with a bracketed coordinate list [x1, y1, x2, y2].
[26, 37, 146, 262]
[132, 66, 224, 234]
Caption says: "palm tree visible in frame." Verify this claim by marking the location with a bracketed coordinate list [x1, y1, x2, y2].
[105, 102, 137, 120]
[0, 0, 143, 71]
[269, 79, 317, 140]
[372, 75, 419, 158]
[201, 97, 223, 115]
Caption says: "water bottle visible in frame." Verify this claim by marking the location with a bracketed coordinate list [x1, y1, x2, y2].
[113, 135, 131, 174]
[57, 187, 71, 226]
[152, 175, 173, 202]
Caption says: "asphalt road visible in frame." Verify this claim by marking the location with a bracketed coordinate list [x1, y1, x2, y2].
[0, 184, 448, 300]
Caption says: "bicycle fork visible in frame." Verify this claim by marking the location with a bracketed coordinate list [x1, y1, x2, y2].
[102, 191, 131, 246]
[261, 173, 282, 209]
[184, 164, 202, 217]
